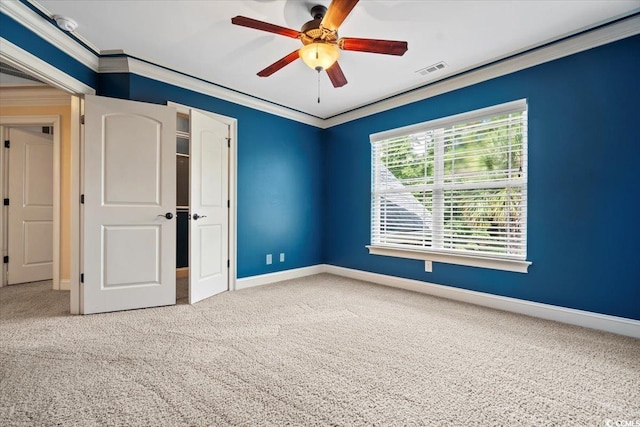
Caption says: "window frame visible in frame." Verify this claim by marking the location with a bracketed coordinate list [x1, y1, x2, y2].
[368, 99, 531, 273]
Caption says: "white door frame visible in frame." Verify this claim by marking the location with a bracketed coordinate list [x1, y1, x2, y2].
[1, 41, 94, 313]
[168, 101, 238, 292]
[0, 116, 61, 290]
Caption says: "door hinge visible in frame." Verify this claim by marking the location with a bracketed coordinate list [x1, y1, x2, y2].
[4, 140, 9, 148]
[3, 198, 8, 206]
[81, 115, 85, 125]
[80, 273, 84, 283]
[226, 137, 231, 147]
[3, 256, 8, 264]
[227, 259, 230, 268]
[227, 200, 230, 208]
[80, 194, 85, 204]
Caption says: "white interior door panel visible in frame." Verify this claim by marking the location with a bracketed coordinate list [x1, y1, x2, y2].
[83, 95, 176, 314]
[8, 128, 53, 284]
[189, 110, 229, 304]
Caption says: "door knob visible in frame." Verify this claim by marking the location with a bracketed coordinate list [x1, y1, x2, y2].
[157, 212, 174, 219]
[192, 213, 207, 221]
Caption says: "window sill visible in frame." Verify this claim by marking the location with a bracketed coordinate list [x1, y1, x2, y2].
[367, 245, 531, 273]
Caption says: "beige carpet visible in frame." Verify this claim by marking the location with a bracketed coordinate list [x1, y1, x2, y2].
[1, 274, 639, 426]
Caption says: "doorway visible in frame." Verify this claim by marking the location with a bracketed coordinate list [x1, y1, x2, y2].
[176, 112, 190, 304]
[0, 55, 238, 315]
[79, 96, 237, 314]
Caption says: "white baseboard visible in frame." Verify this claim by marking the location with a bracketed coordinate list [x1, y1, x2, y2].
[235, 265, 326, 290]
[233, 264, 639, 338]
[323, 265, 640, 339]
[59, 279, 70, 291]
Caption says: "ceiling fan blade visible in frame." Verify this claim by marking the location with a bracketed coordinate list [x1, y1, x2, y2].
[339, 38, 408, 56]
[231, 16, 300, 39]
[257, 50, 301, 77]
[326, 62, 347, 88]
[321, 0, 359, 31]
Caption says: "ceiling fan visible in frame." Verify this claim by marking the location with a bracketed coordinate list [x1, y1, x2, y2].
[231, 0, 408, 88]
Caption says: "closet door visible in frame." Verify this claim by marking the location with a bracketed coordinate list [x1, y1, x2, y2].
[83, 95, 176, 314]
[189, 110, 229, 304]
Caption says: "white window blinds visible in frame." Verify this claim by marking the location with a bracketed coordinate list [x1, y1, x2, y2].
[371, 100, 528, 260]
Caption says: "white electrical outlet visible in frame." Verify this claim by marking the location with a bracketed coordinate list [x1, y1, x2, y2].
[424, 260, 433, 272]
[280, 253, 285, 262]
[266, 254, 272, 265]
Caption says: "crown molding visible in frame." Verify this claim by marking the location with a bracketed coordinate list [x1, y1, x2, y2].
[98, 55, 128, 74]
[99, 55, 325, 128]
[5, 0, 638, 128]
[1, 0, 99, 71]
[100, 13, 639, 129]
[322, 14, 640, 128]
[0, 37, 95, 95]
[0, 86, 70, 106]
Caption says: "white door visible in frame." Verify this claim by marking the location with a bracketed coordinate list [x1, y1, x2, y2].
[7, 128, 53, 284]
[83, 95, 176, 314]
[189, 110, 229, 304]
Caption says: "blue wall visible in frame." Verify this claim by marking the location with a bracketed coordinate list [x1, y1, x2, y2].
[2, 15, 324, 279]
[118, 75, 325, 278]
[323, 35, 640, 320]
[0, 13, 97, 89]
[5, 10, 639, 319]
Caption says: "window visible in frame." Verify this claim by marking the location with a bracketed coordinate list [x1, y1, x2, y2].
[369, 100, 530, 272]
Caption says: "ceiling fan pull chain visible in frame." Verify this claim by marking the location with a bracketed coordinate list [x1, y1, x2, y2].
[317, 68, 321, 103]
[316, 44, 321, 103]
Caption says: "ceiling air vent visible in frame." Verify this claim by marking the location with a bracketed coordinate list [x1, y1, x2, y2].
[415, 62, 447, 76]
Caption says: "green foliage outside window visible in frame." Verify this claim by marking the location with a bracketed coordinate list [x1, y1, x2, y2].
[377, 113, 525, 256]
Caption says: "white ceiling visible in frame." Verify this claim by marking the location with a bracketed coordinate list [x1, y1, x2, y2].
[34, 0, 640, 118]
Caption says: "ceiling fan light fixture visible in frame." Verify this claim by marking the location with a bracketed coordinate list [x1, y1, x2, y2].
[299, 43, 340, 71]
